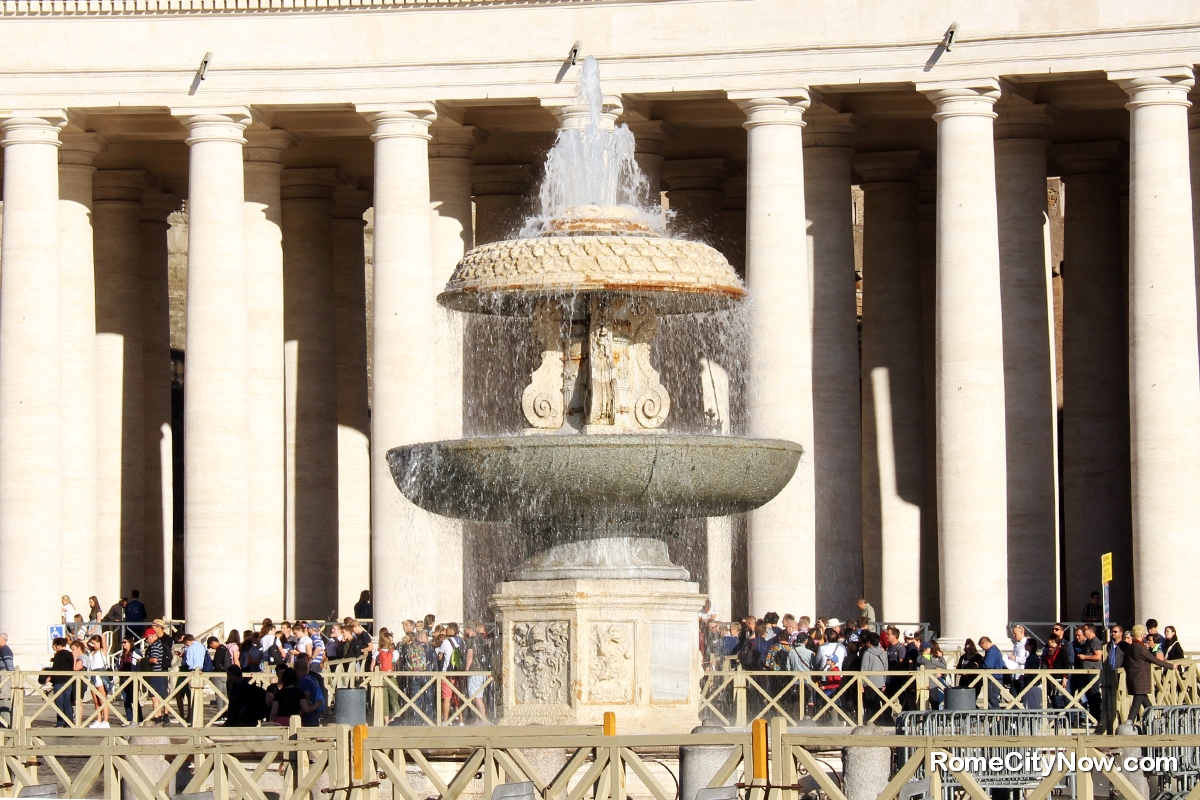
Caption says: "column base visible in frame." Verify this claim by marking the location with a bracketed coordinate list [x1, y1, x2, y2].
[489, 577, 704, 732]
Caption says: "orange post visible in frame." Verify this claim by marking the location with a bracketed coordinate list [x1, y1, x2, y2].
[603, 711, 617, 736]
[352, 723, 369, 781]
[751, 718, 768, 781]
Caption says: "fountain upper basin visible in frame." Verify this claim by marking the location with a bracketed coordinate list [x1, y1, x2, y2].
[387, 434, 802, 525]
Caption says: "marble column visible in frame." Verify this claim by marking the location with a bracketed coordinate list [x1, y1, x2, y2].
[1112, 69, 1200, 644]
[332, 184, 372, 620]
[994, 108, 1060, 623]
[806, 115, 863, 619]
[94, 170, 147, 604]
[917, 82, 1009, 644]
[140, 190, 175, 616]
[464, 163, 534, 620]
[243, 130, 292, 620]
[58, 132, 105, 605]
[1055, 141, 1132, 623]
[856, 150, 925, 625]
[661, 157, 733, 616]
[735, 93, 816, 617]
[662, 158, 728, 246]
[172, 107, 253, 633]
[0, 111, 66, 662]
[627, 120, 675, 207]
[1191, 102, 1200, 363]
[916, 170, 940, 626]
[281, 168, 341, 620]
[428, 125, 484, 623]
[358, 103, 438, 629]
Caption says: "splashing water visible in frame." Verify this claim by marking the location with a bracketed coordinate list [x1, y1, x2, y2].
[521, 56, 657, 235]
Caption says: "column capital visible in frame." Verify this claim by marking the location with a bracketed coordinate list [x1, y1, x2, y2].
[280, 167, 340, 201]
[626, 120, 678, 156]
[472, 163, 533, 197]
[541, 95, 623, 131]
[1050, 140, 1125, 176]
[1109, 67, 1194, 109]
[993, 104, 1057, 139]
[357, 103, 437, 141]
[139, 190, 177, 224]
[244, 129, 296, 163]
[661, 158, 729, 192]
[93, 169, 149, 202]
[333, 184, 372, 221]
[0, 110, 68, 147]
[853, 150, 923, 184]
[917, 79, 1001, 120]
[732, 93, 813, 128]
[803, 111, 862, 148]
[429, 123, 487, 160]
[171, 106, 252, 145]
[59, 132, 108, 166]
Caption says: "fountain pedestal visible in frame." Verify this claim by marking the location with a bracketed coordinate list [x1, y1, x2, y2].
[489, 576, 704, 732]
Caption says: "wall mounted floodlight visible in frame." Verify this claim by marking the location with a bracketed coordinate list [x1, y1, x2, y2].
[568, 41, 582, 66]
[189, 52, 213, 95]
[942, 23, 958, 51]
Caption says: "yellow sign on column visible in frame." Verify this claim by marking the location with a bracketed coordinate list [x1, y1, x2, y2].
[1102, 552, 1113, 584]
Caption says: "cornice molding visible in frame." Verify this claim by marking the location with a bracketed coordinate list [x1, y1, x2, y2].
[0, 0, 672, 14]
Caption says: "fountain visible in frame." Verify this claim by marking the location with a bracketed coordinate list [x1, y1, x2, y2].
[388, 57, 802, 730]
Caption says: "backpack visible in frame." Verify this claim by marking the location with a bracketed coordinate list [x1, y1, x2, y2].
[764, 641, 791, 671]
[202, 650, 215, 672]
[738, 641, 763, 671]
[265, 643, 285, 666]
[211, 644, 230, 672]
[404, 642, 429, 672]
[448, 638, 465, 671]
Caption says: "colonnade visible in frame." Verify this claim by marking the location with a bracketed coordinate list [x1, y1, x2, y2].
[2, 67, 1200, 661]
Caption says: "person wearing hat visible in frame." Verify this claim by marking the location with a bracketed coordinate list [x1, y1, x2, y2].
[1124, 624, 1176, 728]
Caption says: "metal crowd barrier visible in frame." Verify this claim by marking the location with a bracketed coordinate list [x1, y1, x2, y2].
[896, 709, 1088, 800]
[1142, 705, 1200, 800]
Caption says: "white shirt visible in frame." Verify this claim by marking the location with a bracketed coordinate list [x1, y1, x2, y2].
[84, 650, 107, 670]
[436, 636, 462, 671]
[62, 604, 77, 624]
[297, 634, 313, 655]
[817, 642, 847, 668]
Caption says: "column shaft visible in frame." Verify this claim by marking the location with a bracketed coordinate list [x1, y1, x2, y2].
[58, 133, 104, 606]
[140, 191, 175, 616]
[333, 186, 372, 620]
[282, 168, 341, 620]
[856, 151, 926, 625]
[173, 107, 253, 632]
[1056, 143, 1132, 623]
[243, 131, 292, 620]
[1115, 71, 1200, 643]
[94, 170, 147, 605]
[916, 170, 941, 626]
[0, 112, 65, 661]
[360, 104, 438, 628]
[994, 112, 1059, 623]
[428, 126, 483, 623]
[738, 95, 816, 616]
[919, 83, 1009, 643]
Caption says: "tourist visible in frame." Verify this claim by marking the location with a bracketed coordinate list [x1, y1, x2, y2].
[699, 599, 716, 625]
[1124, 624, 1177, 728]
[116, 635, 141, 724]
[47, 637, 75, 727]
[223, 666, 266, 727]
[84, 634, 111, 727]
[1100, 624, 1126, 732]
[817, 628, 847, 670]
[979, 636, 1007, 709]
[86, 596, 103, 634]
[919, 640, 949, 709]
[102, 597, 126, 624]
[1019, 634, 1043, 709]
[294, 655, 325, 727]
[1081, 591, 1103, 624]
[308, 623, 327, 671]
[1040, 632, 1071, 709]
[407, 630, 438, 723]
[374, 631, 400, 723]
[222, 631, 241, 668]
[437, 623, 465, 721]
[1010, 625, 1028, 666]
[859, 631, 888, 718]
[61, 595, 77, 625]
[143, 626, 170, 724]
[856, 599, 877, 627]
[422, 614, 436, 636]
[1162, 626, 1185, 661]
[268, 667, 303, 725]
[1077, 624, 1103, 715]
[344, 619, 373, 666]
[124, 590, 146, 634]
[0, 632, 13, 723]
[1145, 618, 1160, 638]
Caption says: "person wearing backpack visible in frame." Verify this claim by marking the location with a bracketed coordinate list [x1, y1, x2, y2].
[295, 655, 326, 726]
[404, 631, 437, 724]
[436, 623, 465, 722]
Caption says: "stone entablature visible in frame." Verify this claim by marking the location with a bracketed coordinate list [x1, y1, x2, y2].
[0, 0, 670, 13]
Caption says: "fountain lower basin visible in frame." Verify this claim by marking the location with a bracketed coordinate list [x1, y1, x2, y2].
[386, 434, 802, 526]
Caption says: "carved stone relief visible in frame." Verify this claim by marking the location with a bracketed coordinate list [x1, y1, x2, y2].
[522, 299, 566, 429]
[589, 622, 634, 703]
[511, 621, 570, 705]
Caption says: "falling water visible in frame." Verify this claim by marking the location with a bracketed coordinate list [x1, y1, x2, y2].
[520, 56, 657, 235]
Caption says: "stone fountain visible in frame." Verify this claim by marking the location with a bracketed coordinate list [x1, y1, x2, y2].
[388, 57, 802, 730]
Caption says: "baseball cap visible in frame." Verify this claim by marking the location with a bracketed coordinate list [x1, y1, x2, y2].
[903, 628, 917, 639]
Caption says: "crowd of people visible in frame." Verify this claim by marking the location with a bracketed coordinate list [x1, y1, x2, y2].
[12, 589, 497, 729]
[698, 595, 1189, 730]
